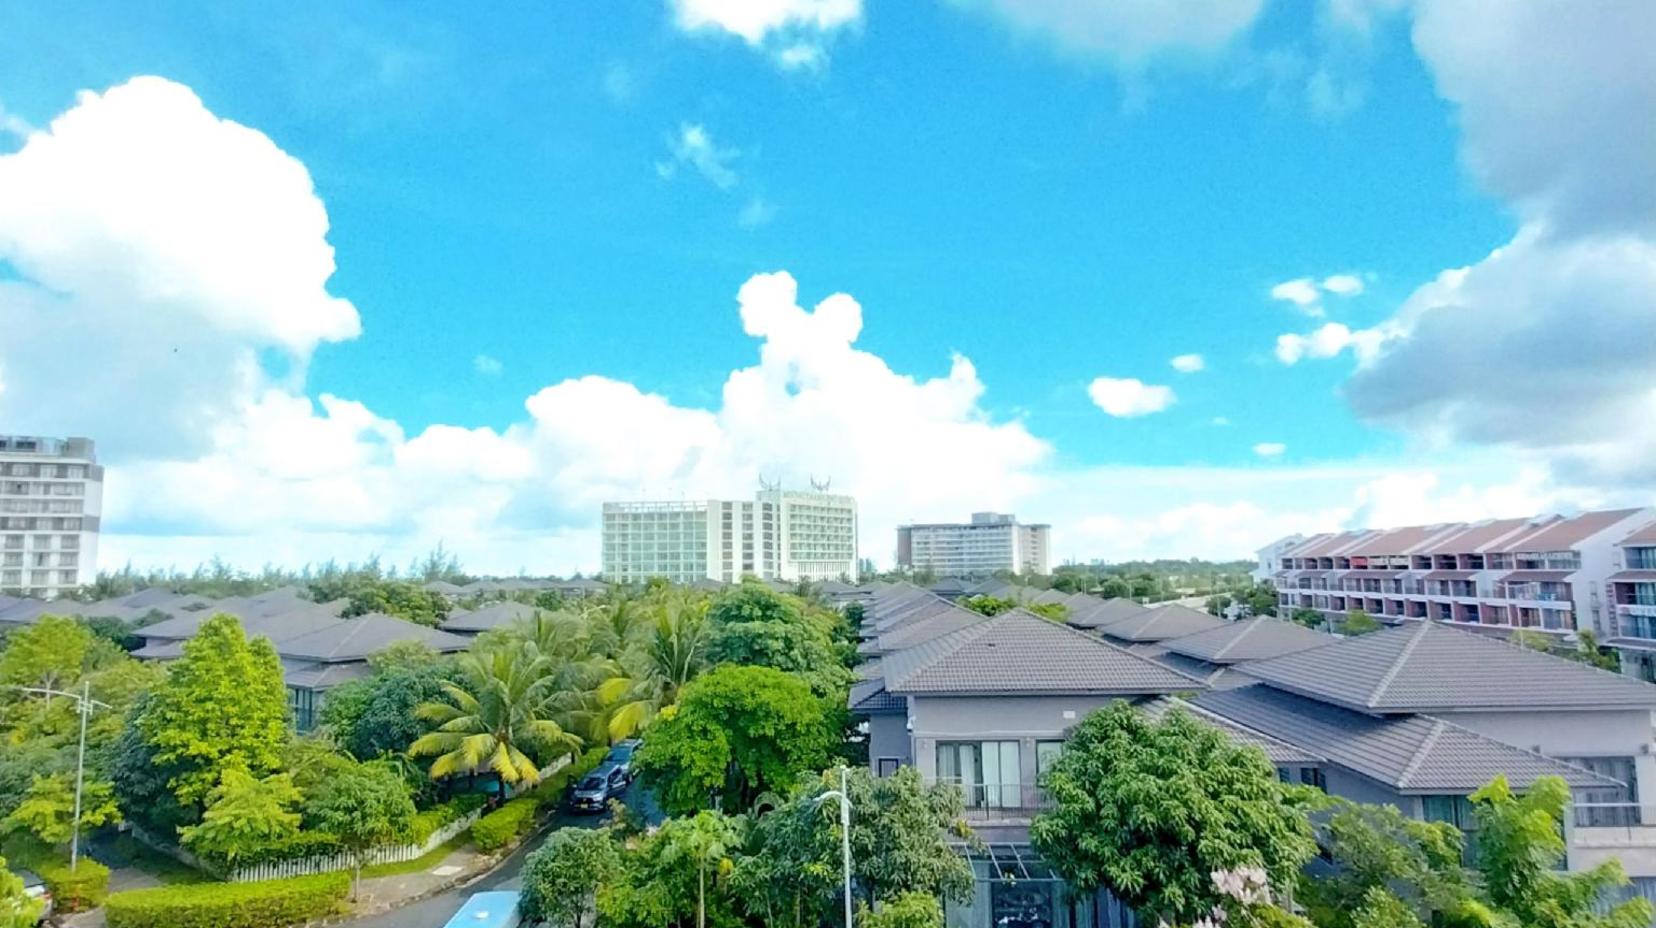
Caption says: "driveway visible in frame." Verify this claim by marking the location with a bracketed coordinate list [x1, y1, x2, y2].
[345, 778, 658, 928]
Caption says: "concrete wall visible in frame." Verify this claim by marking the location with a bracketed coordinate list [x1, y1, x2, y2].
[868, 713, 912, 770]
[1436, 707, 1656, 812]
[1320, 767, 1412, 809]
[908, 693, 1126, 784]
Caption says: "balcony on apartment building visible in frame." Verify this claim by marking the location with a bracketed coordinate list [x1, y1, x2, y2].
[926, 778, 1052, 824]
[1570, 801, 1656, 875]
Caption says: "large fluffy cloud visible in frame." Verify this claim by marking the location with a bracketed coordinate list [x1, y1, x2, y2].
[667, 0, 860, 69]
[1326, 0, 1656, 494]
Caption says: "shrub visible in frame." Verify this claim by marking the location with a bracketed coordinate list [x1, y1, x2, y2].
[525, 748, 607, 806]
[36, 857, 111, 912]
[860, 892, 944, 928]
[470, 797, 539, 852]
[105, 872, 349, 928]
[410, 793, 490, 844]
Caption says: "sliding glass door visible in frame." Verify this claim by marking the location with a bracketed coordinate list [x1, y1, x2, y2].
[938, 741, 1022, 808]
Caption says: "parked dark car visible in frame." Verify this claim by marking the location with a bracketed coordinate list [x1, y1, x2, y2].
[568, 765, 629, 813]
[604, 739, 641, 783]
[17, 868, 51, 923]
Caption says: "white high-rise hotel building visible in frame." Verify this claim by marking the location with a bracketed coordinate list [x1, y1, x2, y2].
[602, 489, 858, 585]
[895, 512, 1051, 577]
[0, 436, 102, 598]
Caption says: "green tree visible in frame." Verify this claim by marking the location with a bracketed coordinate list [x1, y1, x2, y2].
[858, 892, 943, 928]
[1290, 608, 1324, 629]
[0, 853, 44, 928]
[1030, 702, 1318, 924]
[1341, 609, 1381, 635]
[1473, 775, 1652, 928]
[708, 581, 803, 627]
[324, 660, 455, 761]
[110, 706, 194, 835]
[2, 772, 120, 848]
[521, 827, 623, 928]
[409, 642, 585, 786]
[0, 615, 94, 695]
[599, 810, 746, 928]
[598, 595, 711, 740]
[705, 616, 850, 699]
[304, 761, 415, 900]
[1026, 602, 1068, 623]
[637, 665, 833, 815]
[136, 614, 290, 806]
[342, 580, 450, 626]
[179, 768, 302, 868]
[959, 595, 1015, 617]
[1300, 799, 1486, 928]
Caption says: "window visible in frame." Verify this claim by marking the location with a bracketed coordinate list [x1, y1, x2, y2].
[937, 740, 1022, 808]
[877, 757, 900, 777]
[1562, 756, 1639, 827]
[1422, 795, 1476, 830]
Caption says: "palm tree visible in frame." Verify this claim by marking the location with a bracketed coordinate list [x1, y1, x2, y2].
[583, 594, 646, 659]
[595, 594, 710, 741]
[409, 642, 585, 786]
[660, 810, 743, 928]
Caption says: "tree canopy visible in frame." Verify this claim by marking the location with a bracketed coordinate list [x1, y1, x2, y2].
[521, 827, 623, 928]
[1030, 702, 1318, 923]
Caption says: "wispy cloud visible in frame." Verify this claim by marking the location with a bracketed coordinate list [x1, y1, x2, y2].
[656, 123, 739, 189]
[473, 354, 503, 376]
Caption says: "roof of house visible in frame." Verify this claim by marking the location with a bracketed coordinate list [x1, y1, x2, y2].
[440, 600, 538, 633]
[282, 661, 375, 691]
[1142, 696, 1325, 766]
[864, 606, 994, 656]
[1239, 620, 1656, 714]
[1159, 617, 1335, 664]
[929, 578, 969, 595]
[1065, 597, 1147, 629]
[882, 610, 1203, 697]
[1194, 684, 1618, 793]
[1619, 521, 1656, 546]
[1096, 603, 1227, 643]
[422, 580, 465, 594]
[1502, 508, 1645, 553]
[274, 613, 472, 663]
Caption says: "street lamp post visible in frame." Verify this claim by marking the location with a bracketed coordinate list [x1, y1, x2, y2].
[5, 682, 109, 871]
[815, 766, 854, 928]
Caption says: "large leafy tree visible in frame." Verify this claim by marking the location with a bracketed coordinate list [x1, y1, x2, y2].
[707, 581, 803, 627]
[599, 810, 746, 928]
[409, 641, 585, 785]
[323, 660, 456, 761]
[342, 580, 450, 626]
[1030, 702, 1318, 924]
[521, 827, 623, 928]
[1473, 775, 1652, 928]
[304, 761, 415, 900]
[136, 614, 290, 806]
[598, 595, 711, 741]
[0, 615, 96, 694]
[705, 618, 849, 699]
[3, 772, 120, 847]
[737, 767, 973, 926]
[1300, 799, 1487, 928]
[179, 768, 303, 868]
[637, 665, 834, 815]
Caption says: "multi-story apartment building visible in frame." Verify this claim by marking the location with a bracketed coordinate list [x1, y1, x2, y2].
[1608, 523, 1656, 681]
[601, 488, 857, 584]
[0, 435, 102, 598]
[895, 512, 1051, 577]
[1260, 508, 1656, 659]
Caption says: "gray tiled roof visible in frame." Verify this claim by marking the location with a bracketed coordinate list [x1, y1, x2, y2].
[883, 610, 1205, 696]
[282, 661, 375, 691]
[1194, 684, 1617, 793]
[868, 607, 994, 656]
[1160, 618, 1335, 664]
[1142, 696, 1324, 766]
[1241, 621, 1656, 713]
[1097, 603, 1226, 643]
[1065, 598, 1147, 629]
[440, 600, 538, 633]
[275, 613, 471, 663]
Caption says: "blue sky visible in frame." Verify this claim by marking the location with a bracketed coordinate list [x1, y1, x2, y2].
[1, 1, 1650, 573]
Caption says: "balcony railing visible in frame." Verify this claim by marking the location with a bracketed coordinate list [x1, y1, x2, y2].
[927, 779, 1051, 820]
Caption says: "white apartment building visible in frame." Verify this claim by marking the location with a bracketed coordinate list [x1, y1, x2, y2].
[0, 436, 103, 598]
[1260, 507, 1656, 667]
[895, 512, 1050, 577]
[601, 489, 858, 585]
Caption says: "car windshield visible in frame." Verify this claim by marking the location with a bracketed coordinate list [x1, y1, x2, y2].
[578, 776, 604, 790]
[609, 745, 634, 759]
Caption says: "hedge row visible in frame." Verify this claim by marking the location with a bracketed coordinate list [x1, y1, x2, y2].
[105, 872, 350, 928]
[409, 793, 489, 845]
[470, 749, 609, 852]
[0, 839, 110, 913]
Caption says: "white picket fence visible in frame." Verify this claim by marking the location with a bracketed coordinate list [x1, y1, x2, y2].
[131, 808, 483, 883]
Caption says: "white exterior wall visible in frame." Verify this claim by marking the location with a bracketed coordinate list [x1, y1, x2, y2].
[900, 515, 1049, 577]
[0, 436, 101, 599]
[602, 490, 856, 584]
[769, 490, 858, 582]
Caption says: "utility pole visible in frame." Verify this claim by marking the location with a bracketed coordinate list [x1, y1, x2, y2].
[815, 765, 855, 928]
[5, 683, 109, 872]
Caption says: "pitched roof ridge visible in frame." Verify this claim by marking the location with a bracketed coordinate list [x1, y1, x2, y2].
[1367, 621, 1430, 708]
[1398, 718, 1447, 789]
[882, 619, 1000, 690]
[1209, 618, 1262, 661]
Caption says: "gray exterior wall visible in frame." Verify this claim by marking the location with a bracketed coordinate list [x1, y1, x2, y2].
[1321, 767, 1411, 809]
[868, 713, 912, 770]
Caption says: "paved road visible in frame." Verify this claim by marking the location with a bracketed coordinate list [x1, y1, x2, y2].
[347, 778, 655, 928]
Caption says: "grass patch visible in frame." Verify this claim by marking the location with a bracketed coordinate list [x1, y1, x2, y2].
[359, 833, 470, 880]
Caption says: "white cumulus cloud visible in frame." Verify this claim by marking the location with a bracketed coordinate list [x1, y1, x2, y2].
[1087, 377, 1175, 418]
[1170, 353, 1205, 373]
[668, 0, 860, 69]
[1273, 321, 1386, 365]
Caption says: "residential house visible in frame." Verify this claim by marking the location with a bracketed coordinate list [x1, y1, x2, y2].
[276, 613, 470, 729]
[1140, 616, 1333, 686]
[1093, 602, 1225, 648]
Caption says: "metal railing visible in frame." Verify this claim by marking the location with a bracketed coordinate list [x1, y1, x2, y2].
[1571, 803, 1656, 847]
[927, 778, 1051, 819]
